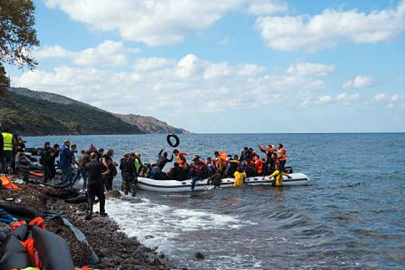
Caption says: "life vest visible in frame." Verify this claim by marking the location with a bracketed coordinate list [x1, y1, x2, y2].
[2, 132, 13, 151]
[255, 159, 263, 174]
[216, 152, 227, 168]
[176, 152, 187, 167]
[0, 176, 21, 190]
[134, 158, 142, 174]
[277, 148, 287, 161]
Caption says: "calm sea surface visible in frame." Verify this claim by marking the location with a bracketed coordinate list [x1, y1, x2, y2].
[25, 133, 405, 270]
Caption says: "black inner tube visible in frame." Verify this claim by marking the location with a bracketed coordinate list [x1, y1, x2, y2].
[167, 134, 180, 147]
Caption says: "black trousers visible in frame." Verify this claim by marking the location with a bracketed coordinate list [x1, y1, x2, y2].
[103, 176, 113, 191]
[87, 183, 106, 214]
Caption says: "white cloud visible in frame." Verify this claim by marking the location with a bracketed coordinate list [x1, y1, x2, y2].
[45, 0, 246, 46]
[175, 54, 205, 79]
[12, 53, 329, 120]
[35, 45, 75, 60]
[237, 64, 265, 76]
[374, 93, 386, 101]
[318, 95, 332, 103]
[73, 41, 128, 66]
[391, 94, 400, 101]
[286, 62, 335, 76]
[35, 41, 140, 67]
[255, 1, 405, 51]
[343, 75, 374, 89]
[337, 92, 360, 102]
[300, 95, 332, 107]
[133, 57, 174, 72]
[387, 103, 395, 109]
[247, 0, 288, 16]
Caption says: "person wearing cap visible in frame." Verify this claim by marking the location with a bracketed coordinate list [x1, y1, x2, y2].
[59, 139, 73, 184]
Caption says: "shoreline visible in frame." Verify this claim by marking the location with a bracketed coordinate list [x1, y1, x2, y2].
[0, 176, 178, 270]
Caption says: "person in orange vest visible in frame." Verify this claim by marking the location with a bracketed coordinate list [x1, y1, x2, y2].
[214, 151, 227, 176]
[276, 143, 287, 171]
[173, 149, 188, 168]
[252, 155, 264, 176]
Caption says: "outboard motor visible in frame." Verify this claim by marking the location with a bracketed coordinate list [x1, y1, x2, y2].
[284, 166, 293, 174]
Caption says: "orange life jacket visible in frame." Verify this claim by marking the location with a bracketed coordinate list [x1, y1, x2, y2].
[176, 152, 187, 167]
[255, 159, 263, 174]
[277, 148, 287, 161]
[216, 152, 227, 167]
[0, 176, 22, 190]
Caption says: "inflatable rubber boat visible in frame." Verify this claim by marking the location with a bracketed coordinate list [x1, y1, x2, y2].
[137, 173, 310, 192]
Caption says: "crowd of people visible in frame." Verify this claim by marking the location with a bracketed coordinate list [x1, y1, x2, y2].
[2, 122, 291, 217]
[145, 143, 290, 188]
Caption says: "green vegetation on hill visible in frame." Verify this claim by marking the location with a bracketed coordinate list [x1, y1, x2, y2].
[0, 92, 143, 136]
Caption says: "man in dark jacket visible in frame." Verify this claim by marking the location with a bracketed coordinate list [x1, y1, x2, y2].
[86, 152, 107, 218]
[119, 153, 137, 196]
[156, 148, 173, 170]
[41, 142, 55, 183]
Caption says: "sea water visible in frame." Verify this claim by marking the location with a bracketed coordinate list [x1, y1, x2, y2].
[25, 133, 405, 269]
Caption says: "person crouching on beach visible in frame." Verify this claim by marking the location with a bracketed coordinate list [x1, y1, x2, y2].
[86, 152, 108, 218]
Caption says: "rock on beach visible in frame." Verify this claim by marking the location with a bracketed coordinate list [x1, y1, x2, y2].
[0, 176, 177, 270]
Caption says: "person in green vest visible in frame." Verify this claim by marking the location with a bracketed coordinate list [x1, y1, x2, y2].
[1, 127, 16, 174]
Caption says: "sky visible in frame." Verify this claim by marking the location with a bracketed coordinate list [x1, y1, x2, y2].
[7, 0, 405, 133]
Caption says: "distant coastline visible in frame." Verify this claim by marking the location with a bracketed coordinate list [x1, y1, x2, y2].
[0, 87, 190, 136]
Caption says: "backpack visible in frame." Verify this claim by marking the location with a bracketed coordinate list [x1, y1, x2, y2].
[109, 163, 117, 177]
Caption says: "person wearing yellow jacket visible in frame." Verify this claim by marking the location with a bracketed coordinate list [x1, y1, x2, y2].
[1, 127, 16, 174]
[233, 167, 246, 187]
[268, 165, 292, 187]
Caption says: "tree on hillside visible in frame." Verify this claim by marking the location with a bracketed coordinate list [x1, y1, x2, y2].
[0, 0, 40, 96]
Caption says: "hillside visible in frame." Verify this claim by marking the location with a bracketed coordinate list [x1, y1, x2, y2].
[115, 114, 190, 134]
[0, 90, 143, 136]
[1, 87, 190, 135]
[9, 87, 102, 110]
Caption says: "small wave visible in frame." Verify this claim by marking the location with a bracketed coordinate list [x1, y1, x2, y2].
[106, 196, 255, 252]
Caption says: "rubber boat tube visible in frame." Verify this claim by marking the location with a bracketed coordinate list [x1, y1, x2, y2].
[0, 202, 39, 220]
[32, 225, 75, 270]
[0, 235, 33, 270]
[65, 193, 88, 204]
[137, 173, 310, 192]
